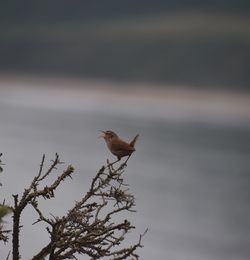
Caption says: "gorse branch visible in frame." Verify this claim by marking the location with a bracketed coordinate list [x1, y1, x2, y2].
[9, 154, 146, 260]
[12, 154, 74, 260]
[0, 154, 12, 244]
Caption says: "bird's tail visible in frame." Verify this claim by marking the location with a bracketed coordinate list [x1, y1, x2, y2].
[130, 134, 139, 148]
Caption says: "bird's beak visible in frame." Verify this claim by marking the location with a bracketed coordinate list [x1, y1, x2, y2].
[98, 130, 106, 138]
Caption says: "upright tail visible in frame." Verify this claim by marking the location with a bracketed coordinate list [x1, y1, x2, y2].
[130, 134, 139, 148]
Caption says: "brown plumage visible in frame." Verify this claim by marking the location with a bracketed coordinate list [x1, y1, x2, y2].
[100, 130, 139, 165]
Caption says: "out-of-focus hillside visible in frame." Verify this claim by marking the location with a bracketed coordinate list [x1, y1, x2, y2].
[0, 1, 250, 89]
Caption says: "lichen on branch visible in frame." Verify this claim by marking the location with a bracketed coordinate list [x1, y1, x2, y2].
[10, 154, 146, 260]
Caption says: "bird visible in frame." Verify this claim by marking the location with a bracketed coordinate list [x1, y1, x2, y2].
[100, 130, 139, 166]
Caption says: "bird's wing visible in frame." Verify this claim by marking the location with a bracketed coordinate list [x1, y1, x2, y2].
[112, 140, 135, 152]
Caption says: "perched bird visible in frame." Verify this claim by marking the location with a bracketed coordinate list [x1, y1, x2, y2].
[100, 130, 139, 165]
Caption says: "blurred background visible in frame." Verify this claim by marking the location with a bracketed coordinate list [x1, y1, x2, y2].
[0, 1, 250, 259]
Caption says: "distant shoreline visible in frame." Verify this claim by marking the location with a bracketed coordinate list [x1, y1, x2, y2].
[1, 73, 250, 126]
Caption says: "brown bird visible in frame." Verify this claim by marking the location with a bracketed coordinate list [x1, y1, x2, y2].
[100, 130, 139, 166]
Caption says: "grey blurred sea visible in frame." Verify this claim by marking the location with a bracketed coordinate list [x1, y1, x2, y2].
[1, 78, 250, 259]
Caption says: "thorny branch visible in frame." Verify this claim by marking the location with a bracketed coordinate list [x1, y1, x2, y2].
[0, 154, 11, 244]
[12, 153, 74, 260]
[11, 154, 146, 260]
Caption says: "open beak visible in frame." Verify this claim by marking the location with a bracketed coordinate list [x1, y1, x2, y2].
[98, 130, 106, 138]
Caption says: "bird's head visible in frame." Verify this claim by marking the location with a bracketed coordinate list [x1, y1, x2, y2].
[99, 130, 118, 142]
